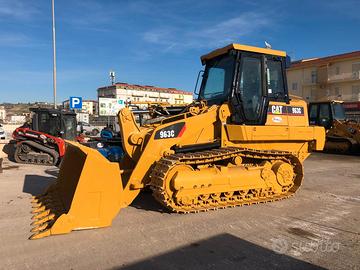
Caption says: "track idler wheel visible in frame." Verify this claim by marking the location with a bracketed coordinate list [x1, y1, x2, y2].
[272, 162, 294, 187]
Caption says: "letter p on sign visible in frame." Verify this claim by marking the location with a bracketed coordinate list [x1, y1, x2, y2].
[70, 97, 82, 109]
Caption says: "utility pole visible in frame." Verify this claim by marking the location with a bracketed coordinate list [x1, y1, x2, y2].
[52, 0, 57, 109]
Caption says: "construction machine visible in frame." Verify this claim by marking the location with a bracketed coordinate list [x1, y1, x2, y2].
[30, 43, 325, 239]
[13, 108, 77, 165]
[309, 100, 360, 153]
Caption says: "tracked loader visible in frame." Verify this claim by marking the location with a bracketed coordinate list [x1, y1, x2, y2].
[30, 43, 325, 239]
[309, 100, 360, 153]
[13, 108, 77, 165]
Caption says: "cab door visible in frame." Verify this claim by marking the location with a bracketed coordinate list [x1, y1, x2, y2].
[237, 53, 265, 124]
[232, 52, 289, 125]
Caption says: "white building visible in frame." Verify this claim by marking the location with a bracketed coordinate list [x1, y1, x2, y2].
[97, 82, 193, 106]
[63, 100, 98, 115]
[0, 106, 6, 121]
[10, 115, 26, 124]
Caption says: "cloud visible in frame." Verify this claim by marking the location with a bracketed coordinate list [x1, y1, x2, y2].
[60, 1, 120, 31]
[0, 32, 48, 48]
[142, 12, 273, 51]
[197, 12, 271, 45]
[0, 33, 29, 47]
[143, 28, 177, 44]
[201, 13, 270, 38]
[0, 0, 39, 19]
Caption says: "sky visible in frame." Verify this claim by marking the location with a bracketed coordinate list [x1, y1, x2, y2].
[0, 0, 359, 103]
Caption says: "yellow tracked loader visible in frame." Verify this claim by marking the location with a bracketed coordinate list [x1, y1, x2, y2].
[309, 100, 360, 153]
[30, 43, 325, 239]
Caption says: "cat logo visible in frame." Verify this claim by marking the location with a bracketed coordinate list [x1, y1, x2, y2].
[268, 105, 304, 116]
[271, 105, 283, 115]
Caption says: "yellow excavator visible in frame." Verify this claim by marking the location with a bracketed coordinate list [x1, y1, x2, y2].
[309, 100, 360, 153]
[30, 43, 325, 239]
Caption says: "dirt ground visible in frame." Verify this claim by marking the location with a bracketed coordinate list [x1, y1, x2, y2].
[0, 153, 359, 270]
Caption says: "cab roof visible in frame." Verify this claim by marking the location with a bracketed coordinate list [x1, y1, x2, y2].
[310, 100, 344, 104]
[30, 108, 76, 116]
[200, 43, 286, 63]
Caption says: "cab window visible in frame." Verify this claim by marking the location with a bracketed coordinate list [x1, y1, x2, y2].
[199, 55, 236, 103]
[266, 59, 285, 98]
[309, 104, 318, 125]
[332, 103, 346, 120]
[319, 104, 331, 128]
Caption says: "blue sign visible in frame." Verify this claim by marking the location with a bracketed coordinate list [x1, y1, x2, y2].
[70, 97, 82, 109]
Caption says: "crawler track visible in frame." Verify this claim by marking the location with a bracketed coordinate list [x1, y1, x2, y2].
[150, 147, 303, 213]
[14, 141, 58, 165]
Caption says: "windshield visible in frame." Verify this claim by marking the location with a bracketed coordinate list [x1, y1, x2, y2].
[63, 116, 77, 140]
[37, 112, 61, 136]
[332, 103, 346, 120]
[199, 54, 236, 102]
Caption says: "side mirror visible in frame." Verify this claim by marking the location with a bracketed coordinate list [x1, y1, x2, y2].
[194, 70, 204, 96]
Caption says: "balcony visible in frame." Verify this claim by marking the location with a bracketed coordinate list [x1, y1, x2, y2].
[302, 79, 318, 86]
[328, 71, 360, 83]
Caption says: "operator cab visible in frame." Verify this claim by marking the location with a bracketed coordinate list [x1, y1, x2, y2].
[308, 101, 346, 129]
[30, 108, 77, 140]
[198, 43, 289, 125]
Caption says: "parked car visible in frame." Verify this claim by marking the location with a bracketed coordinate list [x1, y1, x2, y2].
[0, 124, 5, 140]
[77, 122, 100, 136]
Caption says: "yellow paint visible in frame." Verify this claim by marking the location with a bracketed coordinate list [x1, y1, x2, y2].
[201, 43, 286, 62]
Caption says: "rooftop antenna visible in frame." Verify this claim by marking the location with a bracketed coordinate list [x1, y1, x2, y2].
[264, 41, 272, 49]
[109, 70, 116, 85]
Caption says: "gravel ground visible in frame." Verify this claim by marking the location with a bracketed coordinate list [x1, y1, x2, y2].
[0, 153, 359, 270]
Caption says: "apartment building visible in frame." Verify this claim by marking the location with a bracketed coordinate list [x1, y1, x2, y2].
[63, 99, 98, 115]
[97, 82, 193, 106]
[287, 51, 360, 102]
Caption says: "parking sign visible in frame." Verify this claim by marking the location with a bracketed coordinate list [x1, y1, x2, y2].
[70, 97, 82, 109]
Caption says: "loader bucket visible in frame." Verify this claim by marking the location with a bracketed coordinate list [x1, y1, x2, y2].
[30, 142, 124, 239]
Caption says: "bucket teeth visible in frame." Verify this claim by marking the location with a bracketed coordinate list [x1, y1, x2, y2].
[31, 194, 46, 203]
[32, 210, 51, 220]
[29, 229, 51, 240]
[31, 206, 46, 214]
[31, 214, 56, 226]
[32, 202, 42, 208]
[31, 222, 50, 233]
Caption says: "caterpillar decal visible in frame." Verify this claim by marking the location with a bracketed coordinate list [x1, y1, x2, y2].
[268, 105, 304, 116]
[154, 122, 186, 139]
